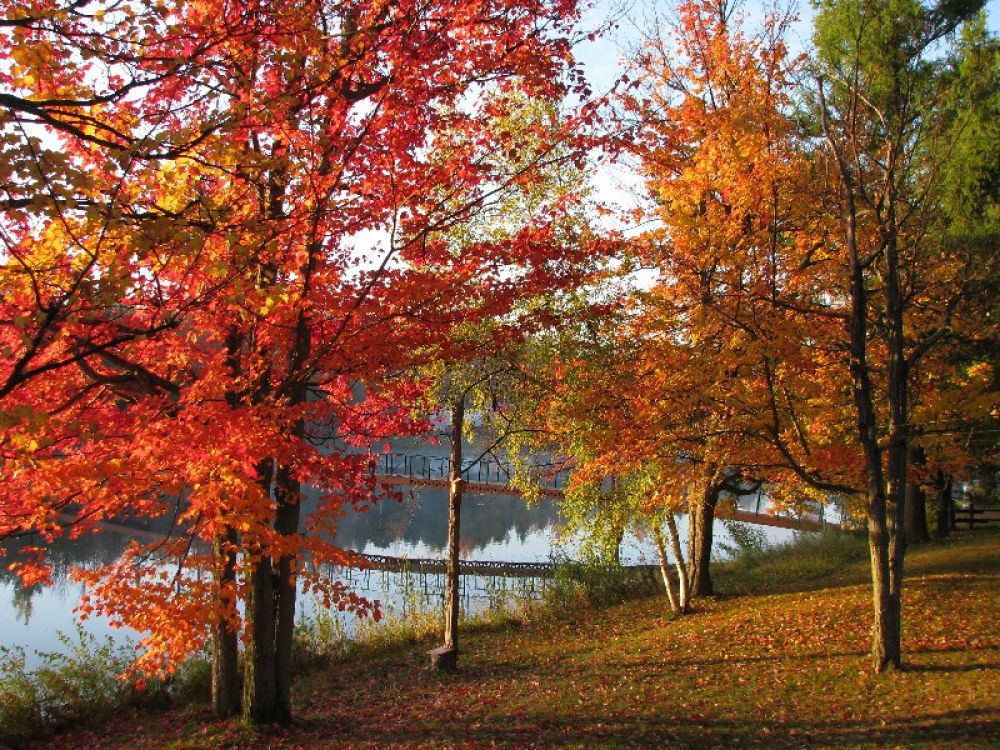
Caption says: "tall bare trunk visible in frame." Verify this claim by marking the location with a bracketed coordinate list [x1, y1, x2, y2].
[687, 481, 718, 597]
[211, 526, 240, 718]
[850, 209, 896, 673]
[438, 397, 465, 672]
[820, 80, 897, 672]
[273, 464, 301, 725]
[848, 192, 895, 672]
[884, 181, 906, 670]
[665, 512, 690, 612]
[651, 522, 679, 614]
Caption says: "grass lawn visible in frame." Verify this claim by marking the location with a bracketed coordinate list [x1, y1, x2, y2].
[32, 529, 1000, 749]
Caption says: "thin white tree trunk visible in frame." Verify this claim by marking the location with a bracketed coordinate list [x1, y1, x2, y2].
[651, 522, 680, 614]
[665, 512, 689, 612]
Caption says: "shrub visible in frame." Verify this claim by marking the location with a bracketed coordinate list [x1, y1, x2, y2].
[718, 520, 772, 567]
[0, 627, 210, 747]
[544, 553, 659, 611]
[0, 629, 129, 745]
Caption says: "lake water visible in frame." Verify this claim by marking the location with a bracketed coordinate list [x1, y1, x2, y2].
[0, 439, 813, 667]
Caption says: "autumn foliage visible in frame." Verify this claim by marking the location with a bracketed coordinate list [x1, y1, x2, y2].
[1, 0, 998, 736]
[543, 0, 997, 668]
[0, 0, 603, 719]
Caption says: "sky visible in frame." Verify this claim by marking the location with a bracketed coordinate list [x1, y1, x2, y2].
[573, 0, 1000, 225]
[576, 0, 1000, 95]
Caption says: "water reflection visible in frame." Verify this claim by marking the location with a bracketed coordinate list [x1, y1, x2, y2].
[0, 487, 566, 665]
[1, 480, 804, 666]
[334, 486, 559, 557]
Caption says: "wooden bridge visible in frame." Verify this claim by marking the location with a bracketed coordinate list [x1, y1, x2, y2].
[369, 451, 568, 498]
[370, 451, 844, 533]
[344, 499, 839, 581]
[338, 552, 663, 584]
[50, 452, 843, 586]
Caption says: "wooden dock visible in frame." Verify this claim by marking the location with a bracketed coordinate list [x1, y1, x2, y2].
[376, 474, 564, 499]
[346, 552, 662, 582]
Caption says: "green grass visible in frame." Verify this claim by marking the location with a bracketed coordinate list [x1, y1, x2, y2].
[25, 529, 1000, 750]
[714, 527, 872, 596]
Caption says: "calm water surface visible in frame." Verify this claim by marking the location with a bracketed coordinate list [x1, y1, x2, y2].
[1, 438, 805, 666]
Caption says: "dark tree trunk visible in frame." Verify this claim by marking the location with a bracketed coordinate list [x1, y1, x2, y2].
[883, 173, 907, 672]
[211, 525, 240, 718]
[243, 556, 276, 724]
[214, 327, 243, 718]
[854, 222, 897, 672]
[935, 472, 953, 538]
[273, 464, 301, 725]
[905, 482, 930, 543]
[687, 481, 718, 597]
[241, 144, 310, 726]
[265, 228, 313, 722]
[437, 397, 465, 672]
[243, 461, 277, 725]
[905, 446, 929, 543]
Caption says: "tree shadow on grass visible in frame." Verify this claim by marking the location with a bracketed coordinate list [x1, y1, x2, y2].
[296, 706, 1000, 749]
[630, 649, 869, 671]
[905, 643, 1000, 673]
[906, 661, 1000, 673]
[714, 571, 871, 599]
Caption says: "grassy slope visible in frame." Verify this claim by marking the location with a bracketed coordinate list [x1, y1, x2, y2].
[39, 530, 1000, 750]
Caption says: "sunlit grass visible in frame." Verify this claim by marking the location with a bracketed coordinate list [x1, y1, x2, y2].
[28, 529, 1000, 750]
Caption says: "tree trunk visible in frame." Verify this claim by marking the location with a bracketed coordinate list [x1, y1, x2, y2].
[906, 446, 929, 543]
[437, 397, 464, 672]
[243, 555, 276, 724]
[819, 81, 899, 672]
[243, 461, 277, 725]
[268, 229, 313, 722]
[273, 464, 301, 725]
[241, 147, 309, 725]
[687, 482, 717, 597]
[211, 525, 240, 718]
[855, 228, 898, 673]
[214, 326, 243, 717]
[883, 172, 907, 671]
[905, 482, 930, 544]
[935, 472, 953, 538]
[651, 522, 679, 614]
[665, 512, 689, 612]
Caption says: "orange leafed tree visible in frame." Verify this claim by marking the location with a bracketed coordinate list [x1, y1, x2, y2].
[546, 0, 838, 608]
[599, 0, 995, 669]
